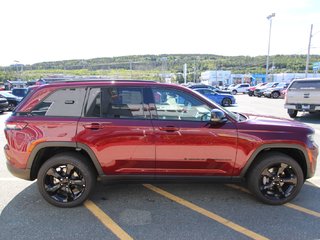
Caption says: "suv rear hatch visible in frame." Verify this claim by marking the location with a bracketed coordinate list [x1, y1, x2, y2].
[286, 79, 320, 104]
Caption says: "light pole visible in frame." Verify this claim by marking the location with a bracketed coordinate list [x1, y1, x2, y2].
[266, 13, 275, 82]
[305, 24, 313, 78]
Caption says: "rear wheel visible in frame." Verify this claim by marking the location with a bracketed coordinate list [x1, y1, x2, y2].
[222, 98, 232, 107]
[288, 109, 298, 118]
[271, 91, 280, 99]
[37, 152, 96, 208]
[247, 152, 304, 205]
[232, 90, 237, 95]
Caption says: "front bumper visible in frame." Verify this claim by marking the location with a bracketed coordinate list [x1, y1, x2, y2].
[0, 103, 9, 111]
[263, 92, 271, 97]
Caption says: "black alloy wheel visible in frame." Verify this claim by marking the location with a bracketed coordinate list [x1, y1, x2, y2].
[37, 152, 96, 207]
[248, 152, 303, 205]
[8, 103, 16, 111]
[222, 98, 232, 107]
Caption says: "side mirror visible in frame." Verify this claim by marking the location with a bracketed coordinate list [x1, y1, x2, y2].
[210, 109, 228, 124]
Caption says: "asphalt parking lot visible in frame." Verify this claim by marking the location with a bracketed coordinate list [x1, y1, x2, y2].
[1, 95, 320, 240]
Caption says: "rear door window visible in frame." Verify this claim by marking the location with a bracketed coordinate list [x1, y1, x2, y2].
[85, 87, 148, 119]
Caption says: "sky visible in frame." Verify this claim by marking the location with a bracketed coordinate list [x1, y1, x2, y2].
[0, 0, 319, 66]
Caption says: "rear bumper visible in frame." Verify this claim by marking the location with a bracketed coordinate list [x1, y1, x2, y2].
[6, 162, 31, 180]
[284, 104, 320, 111]
[4, 144, 31, 180]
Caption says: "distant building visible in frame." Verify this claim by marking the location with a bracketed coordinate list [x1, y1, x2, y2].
[272, 73, 320, 82]
[230, 74, 245, 84]
[200, 71, 231, 86]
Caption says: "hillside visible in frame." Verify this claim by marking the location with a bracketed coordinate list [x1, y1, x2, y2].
[1, 54, 320, 82]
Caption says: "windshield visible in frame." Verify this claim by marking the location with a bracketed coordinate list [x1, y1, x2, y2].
[265, 83, 275, 87]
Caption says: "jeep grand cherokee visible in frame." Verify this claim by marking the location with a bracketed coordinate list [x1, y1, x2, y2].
[4, 80, 318, 207]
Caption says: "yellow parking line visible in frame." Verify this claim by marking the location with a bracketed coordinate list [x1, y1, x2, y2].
[285, 203, 320, 218]
[84, 200, 133, 240]
[226, 184, 320, 218]
[143, 184, 269, 240]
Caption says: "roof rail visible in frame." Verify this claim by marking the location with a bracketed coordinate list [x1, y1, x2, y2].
[50, 79, 157, 84]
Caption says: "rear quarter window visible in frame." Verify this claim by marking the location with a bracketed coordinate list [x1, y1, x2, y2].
[30, 88, 86, 117]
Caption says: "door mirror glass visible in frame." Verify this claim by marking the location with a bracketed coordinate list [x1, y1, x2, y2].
[210, 109, 227, 124]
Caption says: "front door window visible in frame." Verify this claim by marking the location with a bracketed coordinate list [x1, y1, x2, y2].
[151, 88, 211, 121]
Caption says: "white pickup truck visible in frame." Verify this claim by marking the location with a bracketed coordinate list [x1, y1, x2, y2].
[284, 78, 320, 118]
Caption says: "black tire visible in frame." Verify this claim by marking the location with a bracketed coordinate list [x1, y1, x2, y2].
[248, 92, 253, 96]
[232, 90, 237, 95]
[8, 103, 15, 111]
[247, 152, 304, 205]
[222, 98, 232, 107]
[37, 152, 96, 208]
[288, 109, 298, 118]
[271, 91, 280, 99]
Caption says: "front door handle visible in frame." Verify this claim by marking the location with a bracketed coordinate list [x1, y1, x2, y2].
[159, 126, 180, 132]
[83, 123, 103, 130]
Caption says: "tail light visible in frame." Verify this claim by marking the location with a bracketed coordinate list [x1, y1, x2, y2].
[5, 122, 28, 130]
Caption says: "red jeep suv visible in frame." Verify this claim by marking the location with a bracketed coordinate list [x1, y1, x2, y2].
[4, 80, 318, 207]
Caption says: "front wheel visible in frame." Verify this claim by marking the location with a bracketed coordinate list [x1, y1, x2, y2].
[232, 90, 237, 95]
[8, 103, 16, 111]
[247, 152, 304, 205]
[37, 152, 96, 208]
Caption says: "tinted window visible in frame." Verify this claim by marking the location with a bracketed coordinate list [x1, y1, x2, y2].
[151, 88, 211, 121]
[12, 88, 28, 97]
[85, 87, 147, 119]
[31, 88, 86, 116]
[290, 80, 320, 90]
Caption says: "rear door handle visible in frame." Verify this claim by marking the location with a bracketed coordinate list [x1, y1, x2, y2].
[159, 126, 180, 132]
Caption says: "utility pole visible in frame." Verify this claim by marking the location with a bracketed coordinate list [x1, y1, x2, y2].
[305, 24, 313, 78]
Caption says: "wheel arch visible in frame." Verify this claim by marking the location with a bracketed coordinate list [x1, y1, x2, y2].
[240, 144, 310, 180]
[28, 142, 104, 180]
